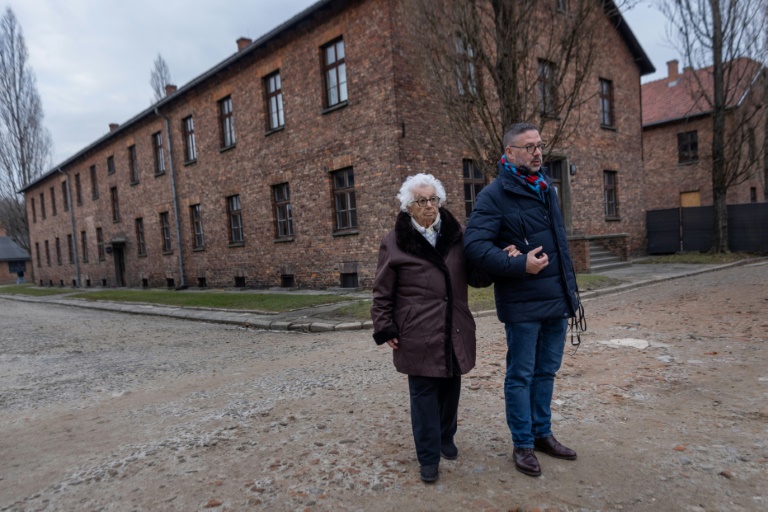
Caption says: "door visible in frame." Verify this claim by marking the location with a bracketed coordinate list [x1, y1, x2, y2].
[113, 245, 126, 286]
[680, 191, 701, 207]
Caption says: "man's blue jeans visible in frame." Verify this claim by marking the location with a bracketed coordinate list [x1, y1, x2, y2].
[504, 318, 567, 448]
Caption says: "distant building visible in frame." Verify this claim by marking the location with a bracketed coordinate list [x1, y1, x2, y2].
[21, 0, 653, 289]
[642, 58, 766, 210]
[0, 229, 30, 285]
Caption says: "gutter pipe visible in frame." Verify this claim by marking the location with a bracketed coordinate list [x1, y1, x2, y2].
[57, 167, 81, 287]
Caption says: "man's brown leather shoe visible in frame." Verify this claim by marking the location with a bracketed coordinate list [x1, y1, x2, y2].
[533, 435, 577, 460]
[513, 447, 541, 477]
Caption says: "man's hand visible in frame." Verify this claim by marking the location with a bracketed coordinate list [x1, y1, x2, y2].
[503, 244, 521, 257]
[385, 338, 399, 350]
[525, 246, 548, 274]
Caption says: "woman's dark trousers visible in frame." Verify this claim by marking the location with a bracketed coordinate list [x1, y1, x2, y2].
[407, 375, 461, 466]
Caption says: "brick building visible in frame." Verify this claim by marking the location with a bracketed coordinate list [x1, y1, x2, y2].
[21, 0, 653, 289]
[642, 59, 766, 210]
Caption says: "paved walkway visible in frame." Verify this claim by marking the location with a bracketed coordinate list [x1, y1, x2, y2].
[2, 259, 765, 332]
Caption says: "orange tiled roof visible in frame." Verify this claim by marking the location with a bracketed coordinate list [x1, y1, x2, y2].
[641, 57, 762, 127]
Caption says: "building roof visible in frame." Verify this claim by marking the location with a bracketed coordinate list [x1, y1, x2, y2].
[641, 57, 764, 127]
[0, 236, 30, 261]
[21, 0, 654, 192]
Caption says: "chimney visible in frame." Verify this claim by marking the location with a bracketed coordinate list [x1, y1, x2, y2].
[667, 60, 679, 85]
[236, 37, 252, 52]
[109, 123, 120, 132]
[165, 84, 177, 97]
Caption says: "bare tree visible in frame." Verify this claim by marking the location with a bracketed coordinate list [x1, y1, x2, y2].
[659, 0, 766, 252]
[412, 0, 635, 175]
[0, 7, 53, 252]
[150, 53, 173, 103]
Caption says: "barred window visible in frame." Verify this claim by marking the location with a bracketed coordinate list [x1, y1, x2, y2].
[604, 170, 619, 218]
[677, 131, 698, 163]
[463, 159, 485, 218]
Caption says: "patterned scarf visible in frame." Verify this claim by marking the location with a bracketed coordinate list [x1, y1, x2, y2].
[500, 154, 548, 201]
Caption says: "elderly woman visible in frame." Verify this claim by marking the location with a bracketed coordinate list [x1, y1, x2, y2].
[371, 173, 518, 483]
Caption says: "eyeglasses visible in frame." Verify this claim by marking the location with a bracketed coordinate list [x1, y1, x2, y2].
[506, 142, 547, 154]
[411, 196, 441, 208]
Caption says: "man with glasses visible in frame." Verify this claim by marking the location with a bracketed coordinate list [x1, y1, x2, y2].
[464, 123, 580, 477]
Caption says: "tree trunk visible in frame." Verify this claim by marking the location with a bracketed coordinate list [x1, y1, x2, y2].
[710, 1, 728, 252]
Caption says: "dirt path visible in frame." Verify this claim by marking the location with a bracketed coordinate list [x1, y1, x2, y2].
[1, 262, 766, 511]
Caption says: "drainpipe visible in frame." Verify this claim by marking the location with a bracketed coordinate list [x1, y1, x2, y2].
[57, 167, 81, 287]
[154, 107, 187, 289]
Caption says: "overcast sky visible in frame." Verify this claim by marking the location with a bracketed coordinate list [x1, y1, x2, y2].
[7, 0, 677, 167]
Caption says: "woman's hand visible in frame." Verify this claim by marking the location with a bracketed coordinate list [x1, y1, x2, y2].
[503, 244, 521, 257]
[385, 338, 399, 350]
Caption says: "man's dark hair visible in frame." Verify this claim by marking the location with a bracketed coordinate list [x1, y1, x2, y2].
[503, 123, 539, 148]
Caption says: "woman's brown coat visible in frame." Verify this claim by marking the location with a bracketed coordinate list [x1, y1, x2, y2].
[371, 208, 477, 378]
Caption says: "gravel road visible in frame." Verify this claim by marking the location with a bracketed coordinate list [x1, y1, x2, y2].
[1, 261, 766, 511]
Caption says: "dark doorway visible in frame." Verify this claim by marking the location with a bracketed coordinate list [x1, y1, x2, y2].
[113, 245, 126, 286]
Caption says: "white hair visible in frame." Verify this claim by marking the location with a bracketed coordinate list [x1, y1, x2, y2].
[396, 173, 447, 212]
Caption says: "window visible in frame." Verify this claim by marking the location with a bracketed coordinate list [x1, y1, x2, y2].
[273, 183, 293, 237]
[55, 237, 62, 265]
[227, 194, 244, 244]
[66, 234, 74, 263]
[81, 230, 88, 262]
[107, 155, 115, 175]
[160, 212, 172, 253]
[40, 193, 46, 220]
[455, 38, 477, 96]
[90, 165, 99, 199]
[265, 71, 285, 130]
[75, 173, 82, 205]
[135, 218, 146, 256]
[152, 131, 165, 175]
[219, 96, 236, 148]
[97, 227, 105, 261]
[537, 59, 556, 117]
[50, 187, 57, 216]
[750, 187, 757, 203]
[31, 197, 36, 223]
[128, 145, 139, 183]
[748, 128, 757, 161]
[604, 170, 619, 218]
[340, 273, 359, 288]
[599, 78, 614, 128]
[463, 159, 485, 218]
[45, 240, 51, 266]
[322, 38, 347, 108]
[182, 116, 197, 162]
[332, 168, 357, 230]
[62, 181, 69, 211]
[547, 159, 564, 205]
[557, 0, 569, 12]
[677, 131, 698, 163]
[110, 187, 120, 222]
[190, 204, 205, 249]
[35, 242, 41, 267]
